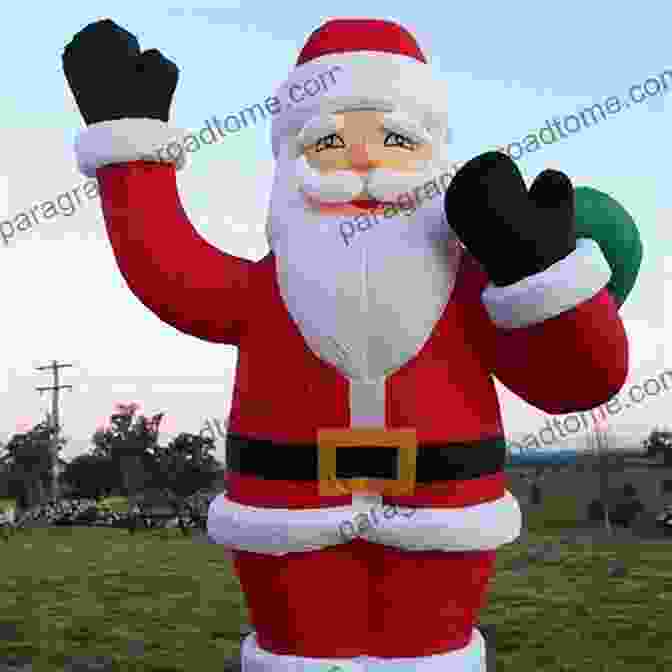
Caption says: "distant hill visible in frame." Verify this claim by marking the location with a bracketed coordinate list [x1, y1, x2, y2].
[506, 449, 579, 466]
[507, 429, 646, 452]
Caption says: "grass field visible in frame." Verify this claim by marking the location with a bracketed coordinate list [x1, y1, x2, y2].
[0, 497, 16, 513]
[1, 494, 671, 671]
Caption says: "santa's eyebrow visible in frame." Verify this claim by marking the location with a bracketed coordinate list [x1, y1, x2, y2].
[296, 115, 343, 147]
[380, 113, 432, 144]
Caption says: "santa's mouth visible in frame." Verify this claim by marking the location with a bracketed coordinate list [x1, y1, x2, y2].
[350, 198, 392, 209]
[301, 190, 394, 211]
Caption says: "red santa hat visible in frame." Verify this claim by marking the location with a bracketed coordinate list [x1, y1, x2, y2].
[270, 19, 451, 159]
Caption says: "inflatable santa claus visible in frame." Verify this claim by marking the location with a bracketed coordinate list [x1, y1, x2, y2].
[63, 17, 641, 672]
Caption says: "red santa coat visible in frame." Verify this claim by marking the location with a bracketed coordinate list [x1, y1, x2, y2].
[95, 160, 628, 546]
[87, 157, 629, 665]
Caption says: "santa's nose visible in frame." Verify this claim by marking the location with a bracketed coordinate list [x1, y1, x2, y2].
[348, 142, 380, 172]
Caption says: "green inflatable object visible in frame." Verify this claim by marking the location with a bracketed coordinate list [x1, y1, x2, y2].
[574, 186, 643, 308]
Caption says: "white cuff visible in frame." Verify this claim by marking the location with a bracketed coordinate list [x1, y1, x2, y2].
[74, 118, 188, 178]
[241, 629, 485, 671]
[481, 237, 612, 329]
[206, 490, 521, 555]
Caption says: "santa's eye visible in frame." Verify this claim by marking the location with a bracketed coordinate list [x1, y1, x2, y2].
[384, 132, 417, 150]
[314, 133, 346, 152]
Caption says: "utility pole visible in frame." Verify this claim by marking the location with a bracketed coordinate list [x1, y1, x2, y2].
[36, 360, 73, 500]
[594, 421, 613, 537]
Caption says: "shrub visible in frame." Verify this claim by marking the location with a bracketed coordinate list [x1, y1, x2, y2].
[610, 498, 644, 527]
[587, 499, 605, 522]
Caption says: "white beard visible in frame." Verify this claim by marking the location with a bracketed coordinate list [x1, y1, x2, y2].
[267, 141, 463, 383]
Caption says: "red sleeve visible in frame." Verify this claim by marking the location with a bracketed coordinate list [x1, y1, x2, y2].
[97, 161, 253, 346]
[459, 252, 629, 414]
[491, 287, 628, 413]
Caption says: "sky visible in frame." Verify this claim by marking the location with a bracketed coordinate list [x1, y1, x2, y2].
[1, 1, 671, 464]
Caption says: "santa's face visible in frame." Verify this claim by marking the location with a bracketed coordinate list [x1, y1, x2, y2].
[298, 109, 435, 215]
[267, 107, 462, 381]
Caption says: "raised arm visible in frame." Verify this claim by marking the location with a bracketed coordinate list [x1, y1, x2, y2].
[486, 264, 628, 414]
[63, 19, 252, 345]
[98, 160, 251, 345]
[460, 251, 628, 414]
[446, 153, 637, 413]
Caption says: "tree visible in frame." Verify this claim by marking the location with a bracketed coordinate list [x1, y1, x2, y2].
[610, 483, 644, 527]
[3, 421, 59, 511]
[61, 454, 119, 499]
[152, 432, 218, 499]
[90, 403, 164, 512]
[643, 428, 672, 465]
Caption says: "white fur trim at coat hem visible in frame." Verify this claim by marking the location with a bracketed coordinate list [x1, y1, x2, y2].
[481, 237, 612, 329]
[74, 118, 188, 178]
[207, 490, 521, 555]
[240, 628, 486, 671]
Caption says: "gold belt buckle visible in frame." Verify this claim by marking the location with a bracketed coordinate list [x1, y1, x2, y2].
[316, 427, 418, 496]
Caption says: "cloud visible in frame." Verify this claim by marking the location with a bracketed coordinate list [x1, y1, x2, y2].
[0, 116, 277, 462]
[0, 126, 108, 246]
[622, 319, 666, 374]
[0, 175, 7, 220]
[177, 145, 274, 259]
[663, 256, 672, 362]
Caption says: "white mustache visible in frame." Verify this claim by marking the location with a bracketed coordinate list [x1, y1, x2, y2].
[294, 155, 440, 205]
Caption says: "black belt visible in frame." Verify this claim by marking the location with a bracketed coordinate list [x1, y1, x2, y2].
[226, 433, 506, 483]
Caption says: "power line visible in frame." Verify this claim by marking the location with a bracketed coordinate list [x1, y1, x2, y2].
[35, 360, 74, 498]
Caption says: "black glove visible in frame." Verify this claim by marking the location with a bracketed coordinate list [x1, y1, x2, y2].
[444, 152, 576, 287]
[62, 18, 178, 125]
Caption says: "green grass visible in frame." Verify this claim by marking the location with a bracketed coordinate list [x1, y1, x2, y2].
[2, 494, 671, 671]
[484, 529, 672, 670]
[98, 496, 131, 513]
[478, 494, 672, 670]
[522, 492, 582, 533]
[0, 497, 15, 513]
[1, 526, 245, 671]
